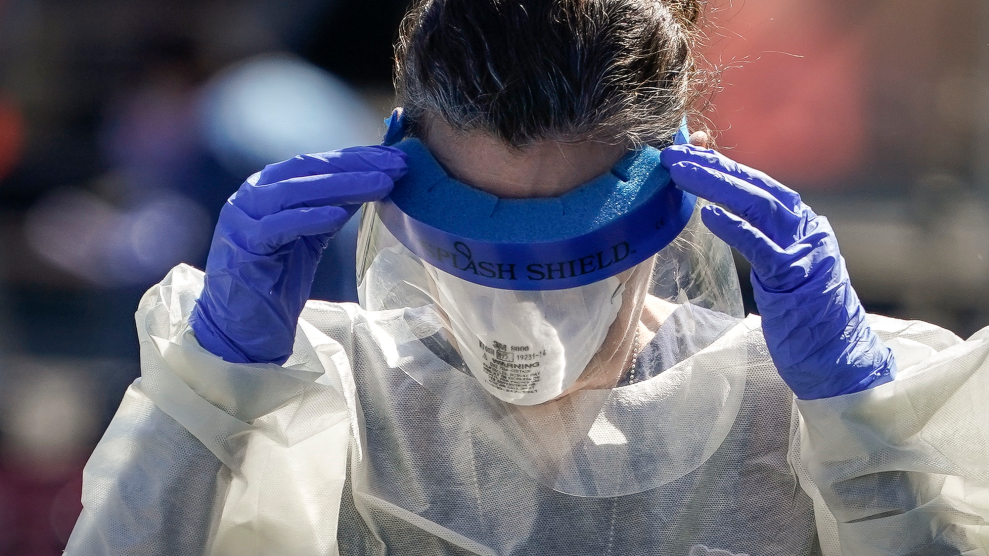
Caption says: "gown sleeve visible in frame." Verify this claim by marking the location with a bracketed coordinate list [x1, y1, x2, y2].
[64, 264, 358, 556]
[793, 314, 989, 556]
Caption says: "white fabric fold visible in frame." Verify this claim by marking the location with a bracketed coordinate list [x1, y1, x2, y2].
[795, 315, 989, 555]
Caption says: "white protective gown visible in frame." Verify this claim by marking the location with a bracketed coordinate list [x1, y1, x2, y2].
[66, 265, 989, 555]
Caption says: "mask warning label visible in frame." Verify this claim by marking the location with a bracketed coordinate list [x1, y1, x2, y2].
[478, 339, 546, 393]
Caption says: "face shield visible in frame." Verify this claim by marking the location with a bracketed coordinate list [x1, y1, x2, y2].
[354, 121, 747, 496]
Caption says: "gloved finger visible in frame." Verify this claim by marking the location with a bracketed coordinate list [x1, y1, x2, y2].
[250, 205, 353, 253]
[255, 146, 408, 186]
[661, 145, 802, 213]
[669, 161, 801, 244]
[699, 204, 784, 277]
[235, 171, 395, 219]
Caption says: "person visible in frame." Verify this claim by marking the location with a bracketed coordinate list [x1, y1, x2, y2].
[66, 1, 989, 555]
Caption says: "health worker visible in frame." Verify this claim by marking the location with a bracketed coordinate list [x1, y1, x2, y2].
[66, 1, 989, 555]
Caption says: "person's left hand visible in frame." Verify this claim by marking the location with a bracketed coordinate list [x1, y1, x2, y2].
[660, 144, 895, 400]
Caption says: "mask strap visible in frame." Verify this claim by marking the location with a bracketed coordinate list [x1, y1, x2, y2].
[383, 108, 407, 146]
[674, 116, 690, 145]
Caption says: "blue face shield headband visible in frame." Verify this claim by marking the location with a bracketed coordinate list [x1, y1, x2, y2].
[375, 118, 695, 291]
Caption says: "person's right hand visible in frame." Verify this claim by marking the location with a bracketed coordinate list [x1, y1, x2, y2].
[190, 146, 408, 365]
[661, 145, 895, 400]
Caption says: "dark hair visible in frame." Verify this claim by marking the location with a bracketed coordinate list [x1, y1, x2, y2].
[394, 0, 705, 148]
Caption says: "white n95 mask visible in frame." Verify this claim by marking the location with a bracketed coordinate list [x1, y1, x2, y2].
[424, 264, 624, 405]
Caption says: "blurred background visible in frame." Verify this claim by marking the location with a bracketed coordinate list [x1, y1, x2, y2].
[0, 0, 986, 551]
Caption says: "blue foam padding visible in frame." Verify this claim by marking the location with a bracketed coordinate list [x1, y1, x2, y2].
[389, 138, 670, 243]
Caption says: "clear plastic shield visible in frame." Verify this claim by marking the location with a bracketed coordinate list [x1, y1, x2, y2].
[355, 202, 747, 497]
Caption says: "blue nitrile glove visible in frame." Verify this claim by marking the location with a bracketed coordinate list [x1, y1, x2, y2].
[190, 146, 408, 364]
[661, 145, 895, 400]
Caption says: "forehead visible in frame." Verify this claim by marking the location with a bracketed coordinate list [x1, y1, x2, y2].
[422, 117, 627, 199]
